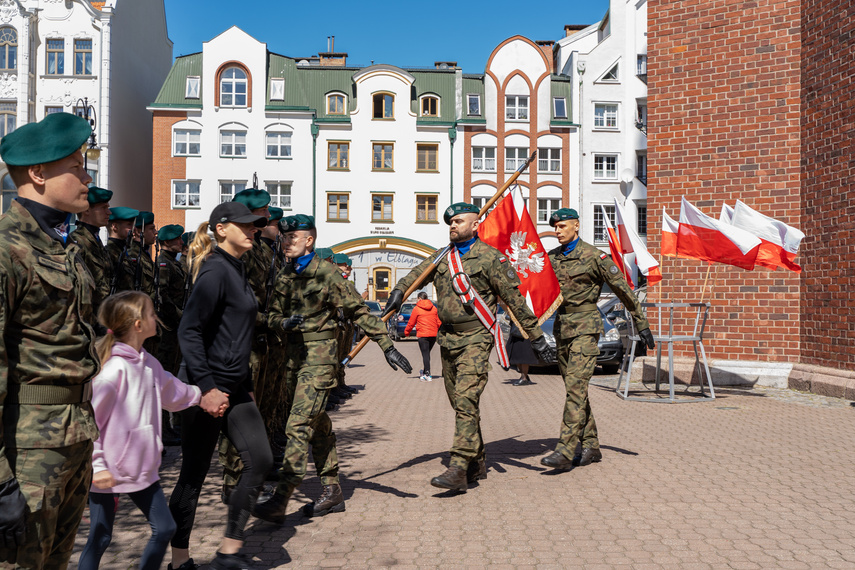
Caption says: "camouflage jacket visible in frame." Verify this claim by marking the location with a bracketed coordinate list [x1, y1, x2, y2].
[70, 223, 112, 314]
[156, 250, 186, 329]
[268, 254, 392, 369]
[548, 239, 650, 340]
[392, 238, 543, 350]
[245, 237, 277, 328]
[0, 201, 100, 482]
[122, 241, 155, 297]
[105, 236, 131, 293]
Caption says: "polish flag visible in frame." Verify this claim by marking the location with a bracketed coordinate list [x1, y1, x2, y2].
[720, 203, 734, 224]
[729, 200, 804, 273]
[661, 208, 679, 257]
[613, 198, 662, 285]
[479, 186, 562, 322]
[601, 206, 634, 288]
[677, 197, 761, 270]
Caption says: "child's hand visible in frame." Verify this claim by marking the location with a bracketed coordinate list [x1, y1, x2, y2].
[93, 470, 117, 490]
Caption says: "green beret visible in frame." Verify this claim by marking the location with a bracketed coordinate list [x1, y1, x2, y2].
[181, 231, 195, 246]
[134, 211, 155, 227]
[0, 112, 92, 166]
[315, 248, 334, 261]
[333, 253, 351, 266]
[548, 208, 579, 227]
[87, 186, 112, 205]
[232, 189, 271, 210]
[280, 213, 315, 233]
[157, 224, 184, 242]
[268, 206, 284, 222]
[443, 202, 480, 225]
[109, 207, 140, 221]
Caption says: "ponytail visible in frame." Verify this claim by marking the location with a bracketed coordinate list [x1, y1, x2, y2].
[95, 291, 151, 363]
[187, 221, 213, 283]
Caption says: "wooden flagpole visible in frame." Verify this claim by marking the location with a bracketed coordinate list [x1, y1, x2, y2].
[699, 263, 714, 304]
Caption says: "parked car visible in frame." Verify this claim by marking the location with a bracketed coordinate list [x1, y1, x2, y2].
[355, 301, 383, 341]
[387, 301, 418, 341]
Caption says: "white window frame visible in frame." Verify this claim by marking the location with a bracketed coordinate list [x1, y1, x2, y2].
[593, 154, 618, 181]
[185, 76, 200, 99]
[593, 103, 619, 130]
[537, 198, 561, 224]
[472, 146, 496, 172]
[220, 67, 247, 108]
[636, 204, 648, 236]
[266, 181, 292, 209]
[593, 205, 616, 244]
[505, 147, 529, 172]
[219, 181, 246, 204]
[220, 130, 247, 158]
[269, 78, 285, 101]
[172, 180, 201, 209]
[467, 94, 481, 116]
[538, 148, 561, 173]
[553, 97, 567, 119]
[506, 95, 529, 121]
[265, 131, 292, 159]
[472, 196, 496, 215]
[173, 129, 201, 157]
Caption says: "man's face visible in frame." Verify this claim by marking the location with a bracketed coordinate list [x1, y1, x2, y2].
[141, 223, 157, 245]
[554, 219, 580, 245]
[251, 206, 270, 235]
[162, 236, 183, 253]
[109, 219, 134, 238]
[84, 201, 111, 227]
[261, 220, 279, 241]
[282, 230, 313, 258]
[337, 263, 352, 278]
[448, 213, 479, 243]
[38, 151, 92, 214]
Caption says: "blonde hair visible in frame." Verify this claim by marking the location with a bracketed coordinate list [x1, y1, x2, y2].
[95, 291, 153, 363]
[187, 221, 216, 283]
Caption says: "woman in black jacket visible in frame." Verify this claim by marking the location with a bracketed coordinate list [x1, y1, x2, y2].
[168, 202, 272, 570]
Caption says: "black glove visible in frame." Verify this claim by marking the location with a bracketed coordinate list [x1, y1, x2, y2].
[384, 347, 413, 374]
[380, 289, 404, 319]
[531, 334, 557, 364]
[0, 478, 27, 550]
[281, 314, 304, 331]
[639, 328, 655, 349]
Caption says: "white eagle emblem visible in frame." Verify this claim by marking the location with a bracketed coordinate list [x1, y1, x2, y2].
[505, 231, 545, 278]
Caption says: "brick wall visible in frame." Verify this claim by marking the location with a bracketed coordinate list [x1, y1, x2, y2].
[151, 111, 187, 229]
[799, 1, 855, 368]
[647, 0, 802, 360]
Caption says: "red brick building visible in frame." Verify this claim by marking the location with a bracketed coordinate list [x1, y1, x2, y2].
[647, 0, 854, 387]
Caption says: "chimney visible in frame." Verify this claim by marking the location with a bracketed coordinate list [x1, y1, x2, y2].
[564, 24, 588, 37]
[319, 35, 347, 67]
[536, 41, 555, 73]
[434, 61, 457, 70]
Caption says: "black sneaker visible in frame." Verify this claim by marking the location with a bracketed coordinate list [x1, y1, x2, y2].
[210, 551, 252, 570]
[167, 559, 199, 570]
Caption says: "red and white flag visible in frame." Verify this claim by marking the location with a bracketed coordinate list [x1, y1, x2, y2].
[479, 186, 562, 322]
[677, 197, 761, 270]
[613, 198, 662, 285]
[729, 200, 804, 273]
[601, 206, 634, 288]
[661, 208, 679, 257]
[720, 203, 734, 224]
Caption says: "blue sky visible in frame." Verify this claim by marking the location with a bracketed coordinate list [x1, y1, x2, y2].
[164, 0, 611, 73]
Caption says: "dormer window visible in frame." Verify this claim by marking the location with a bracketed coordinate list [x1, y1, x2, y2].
[372, 92, 394, 119]
[421, 95, 439, 117]
[553, 97, 567, 119]
[270, 78, 285, 101]
[185, 76, 200, 99]
[327, 93, 346, 115]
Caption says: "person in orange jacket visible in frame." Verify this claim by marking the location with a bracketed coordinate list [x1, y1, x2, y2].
[404, 292, 442, 381]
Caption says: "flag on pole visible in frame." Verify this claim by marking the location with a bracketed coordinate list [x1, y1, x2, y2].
[677, 197, 761, 270]
[601, 206, 634, 288]
[662, 208, 679, 257]
[613, 198, 662, 285]
[479, 185, 562, 323]
[720, 203, 734, 224]
[729, 200, 804, 273]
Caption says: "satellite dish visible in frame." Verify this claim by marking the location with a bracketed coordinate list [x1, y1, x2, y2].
[297, 60, 310, 67]
[621, 169, 635, 184]
[439, 63, 449, 69]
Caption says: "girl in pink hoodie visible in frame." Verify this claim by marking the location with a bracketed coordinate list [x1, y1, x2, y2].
[79, 292, 207, 570]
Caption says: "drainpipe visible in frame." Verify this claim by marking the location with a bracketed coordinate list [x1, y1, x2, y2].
[448, 126, 457, 203]
[311, 122, 319, 218]
[576, 59, 586, 224]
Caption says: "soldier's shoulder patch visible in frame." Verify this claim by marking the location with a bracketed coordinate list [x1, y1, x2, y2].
[609, 265, 619, 274]
[498, 256, 507, 263]
[507, 268, 516, 279]
[600, 253, 608, 260]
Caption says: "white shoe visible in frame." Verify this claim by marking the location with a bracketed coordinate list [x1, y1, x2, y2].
[421, 375, 433, 382]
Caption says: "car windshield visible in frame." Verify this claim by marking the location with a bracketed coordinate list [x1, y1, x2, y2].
[400, 303, 417, 313]
[365, 301, 381, 311]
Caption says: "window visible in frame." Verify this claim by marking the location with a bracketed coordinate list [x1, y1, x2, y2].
[220, 130, 246, 157]
[0, 27, 16, 71]
[553, 97, 567, 119]
[594, 103, 618, 129]
[637, 152, 647, 185]
[220, 67, 247, 107]
[372, 92, 394, 119]
[472, 197, 494, 215]
[602, 63, 619, 81]
[372, 194, 393, 222]
[416, 195, 438, 222]
[416, 143, 438, 171]
[467, 94, 481, 116]
[270, 78, 284, 101]
[185, 76, 200, 99]
[593, 154, 618, 180]
[1, 173, 15, 214]
[537, 198, 561, 224]
[636, 102, 647, 134]
[538, 148, 561, 173]
[266, 132, 292, 159]
[593, 205, 616, 244]
[74, 39, 92, 76]
[506, 95, 529, 120]
[372, 142, 394, 170]
[219, 181, 246, 204]
[328, 193, 349, 221]
[505, 147, 529, 172]
[266, 182, 292, 209]
[172, 180, 201, 208]
[174, 130, 201, 156]
[637, 55, 648, 76]
[421, 96, 438, 117]
[472, 147, 496, 172]
[327, 93, 345, 115]
[637, 205, 647, 235]
[0, 102, 15, 137]
[328, 141, 349, 170]
[45, 106, 63, 115]
[46, 38, 64, 75]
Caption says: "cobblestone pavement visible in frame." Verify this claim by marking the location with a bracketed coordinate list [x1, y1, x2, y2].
[72, 340, 855, 569]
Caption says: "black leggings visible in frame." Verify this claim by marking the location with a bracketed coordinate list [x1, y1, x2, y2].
[418, 337, 436, 375]
[168, 388, 273, 548]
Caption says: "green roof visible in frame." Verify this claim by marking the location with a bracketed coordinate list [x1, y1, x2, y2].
[409, 70, 457, 124]
[150, 53, 203, 109]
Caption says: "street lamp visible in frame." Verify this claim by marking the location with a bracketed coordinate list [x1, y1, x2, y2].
[75, 97, 100, 168]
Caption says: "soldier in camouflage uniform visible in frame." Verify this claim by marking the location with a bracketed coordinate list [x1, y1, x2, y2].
[540, 208, 655, 470]
[383, 202, 555, 492]
[253, 214, 412, 523]
[154, 224, 186, 375]
[0, 113, 100, 569]
[333, 253, 358, 397]
[104, 206, 139, 294]
[69, 186, 113, 318]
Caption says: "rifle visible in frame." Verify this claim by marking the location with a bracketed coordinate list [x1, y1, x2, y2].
[153, 237, 162, 313]
[133, 227, 146, 292]
[262, 232, 282, 318]
[109, 227, 134, 295]
[341, 150, 538, 366]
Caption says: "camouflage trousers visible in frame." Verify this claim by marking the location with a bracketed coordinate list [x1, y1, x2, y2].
[440, 338, 494, 470]
[335, 323, 355, 387]
[275, 363, 339, 493]
[554, 334, 600, 459]
[156, 324, 182, 376]
[0, 440, 93, 570]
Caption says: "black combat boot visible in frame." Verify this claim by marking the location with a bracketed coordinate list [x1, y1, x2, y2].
[251, 488, 293, 524]
[466, 459, 487, 483]
[540, 450, 573, 469]
[430, 466, 468, 491]
[573, 447, 603, 466]
[304, 484, 345, 517]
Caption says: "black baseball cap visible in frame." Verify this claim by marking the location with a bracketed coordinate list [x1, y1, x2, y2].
[209, 201, 267, 229]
